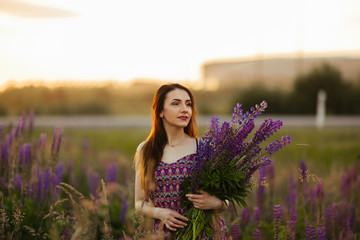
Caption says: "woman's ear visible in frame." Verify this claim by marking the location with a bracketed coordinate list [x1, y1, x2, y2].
[159, 112, 164, 118]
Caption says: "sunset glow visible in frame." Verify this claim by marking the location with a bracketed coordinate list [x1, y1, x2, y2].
[1, 0, 360, 87]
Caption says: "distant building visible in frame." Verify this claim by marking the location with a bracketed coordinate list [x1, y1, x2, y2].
[201, 56, 360, 90]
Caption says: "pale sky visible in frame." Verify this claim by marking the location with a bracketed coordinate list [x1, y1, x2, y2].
[1, 0, 360, 86]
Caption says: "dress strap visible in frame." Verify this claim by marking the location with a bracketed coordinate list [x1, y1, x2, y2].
[195, 138, 199, 150]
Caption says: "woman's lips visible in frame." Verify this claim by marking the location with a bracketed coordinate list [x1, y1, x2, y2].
[178, 116, 188, 121]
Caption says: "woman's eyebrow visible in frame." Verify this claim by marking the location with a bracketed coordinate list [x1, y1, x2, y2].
[171, 98, 191, 102]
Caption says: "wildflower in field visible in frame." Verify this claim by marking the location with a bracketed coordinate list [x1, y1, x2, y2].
[317, 225, 326, 240]
[256, 166, 266, 210]
[306, 224, 316, 240]
[231, 223, 241, 240]
[106, 163, 118, 183]
[241, 207, 251, 231]
[51, 126, 63, 157]
[253, 226, 264, 240]
[254, 206, 261, 225]
[120, 194, 128, 223]
[273, 204, 282, 240]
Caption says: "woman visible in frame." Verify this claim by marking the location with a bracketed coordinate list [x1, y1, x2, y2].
[134, 83, 228, 239]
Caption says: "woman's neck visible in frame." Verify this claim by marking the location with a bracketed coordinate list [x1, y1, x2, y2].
[164, 126, 188, 147]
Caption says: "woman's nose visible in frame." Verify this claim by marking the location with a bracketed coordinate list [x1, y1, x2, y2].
[181, 103, 189, 112]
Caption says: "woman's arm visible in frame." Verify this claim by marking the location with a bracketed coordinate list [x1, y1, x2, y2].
[186, 190, 229, 214]
[134, 143, 188, 231]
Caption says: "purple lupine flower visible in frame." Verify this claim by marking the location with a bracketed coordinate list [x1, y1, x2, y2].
[61, 226, 72, 240]
[256, 166, 266, 209]
[56, 162, 64, 184]
[51, 126, 63, 156]
[5, 133, 13, 148]
[19, 144, 25, 166]
[273, 205, 282, 240]
[14, 174, 22, 193]
[254, 206, 261, 225]
[253, 226, 264, 240]
[106, 163, 117, 183]
[286, 220, 296, 240]
[264, 135, 291, 156]
[43, 169, 51, 197]
[25, 144, 32, 165]
[286, 205, 297, 240]
[231, 223, 241, 240]
[14, 118, 22, 138]
[317, 226, 326, 240]
[51, 172, 60, 198]
[240, 207, 251, 231]
[299, 161, 307, 183]
[306, 225, 316, 240]
[36, 165, 43, 200]
[0, 124, 3, 142]
[1, 143, 9, 167]
[87, 171, 100, 196]
[251, 118, 283, 145]
[56, 128, 63, 155]
[119, 194, 128, 222]
[339, 229, 354, 240]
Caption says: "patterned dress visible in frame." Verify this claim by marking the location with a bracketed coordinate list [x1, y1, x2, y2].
[149, 153, 228, 239]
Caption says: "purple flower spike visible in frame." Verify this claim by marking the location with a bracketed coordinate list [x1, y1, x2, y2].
[256, 166, 266, 209]
[36, 165, 43, 200]
[25, 144, 32, 165]
[106, 163, 118, 183]
[254, 206, 261, 225]
[51, 126, 63, 156]
[43, 169, 51, 197]
[1, 143, 9, 167]
[264, 135, 291, 156]
[231, 224, 241, 240]
[316, 179, 324, 203]
[241, 207, 251, 231]
[14, 174, 22, 193]
[119, 194, 128, 222]
[56, 162, 64, 184]
[15, 118, 21, 138]
[273, 205, 282, 240]
[306, 225, 316, 240]
[0, 124, 3, 142]
[87, 171, 100, 195]
[317, 226, 326, 240]
[253, 226, 264, 240]
[19, 144, 25, 166]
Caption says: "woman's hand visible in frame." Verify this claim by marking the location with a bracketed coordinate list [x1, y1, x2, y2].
[186, 190, 226, 211]
[154, 208, 188, 231]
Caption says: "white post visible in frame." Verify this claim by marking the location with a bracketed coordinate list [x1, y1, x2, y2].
[316, 89, 327, 129]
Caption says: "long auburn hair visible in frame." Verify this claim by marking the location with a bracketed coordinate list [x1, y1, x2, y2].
[136, 83, 198, 192]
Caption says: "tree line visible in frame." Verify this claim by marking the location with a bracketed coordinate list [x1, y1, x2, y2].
[0, 62, 359, 116]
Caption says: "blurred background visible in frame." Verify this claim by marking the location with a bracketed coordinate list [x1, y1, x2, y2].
[0, 0, 360, 239]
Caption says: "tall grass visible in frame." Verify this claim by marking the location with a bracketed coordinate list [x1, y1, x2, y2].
[1, 112, 359, 239]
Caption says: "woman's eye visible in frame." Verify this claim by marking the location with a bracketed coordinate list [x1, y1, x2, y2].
[172, 102, 179, 105]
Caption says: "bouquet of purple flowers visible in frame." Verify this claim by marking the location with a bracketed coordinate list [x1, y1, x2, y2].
[175, 101, 291, 240]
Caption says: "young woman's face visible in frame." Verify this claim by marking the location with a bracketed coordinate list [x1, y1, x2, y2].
[160, 88, 193, 129]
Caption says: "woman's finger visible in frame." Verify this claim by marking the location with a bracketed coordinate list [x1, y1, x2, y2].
[173, 213, 188, 222]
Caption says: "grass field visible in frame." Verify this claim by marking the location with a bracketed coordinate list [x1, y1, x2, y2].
[2, 121, 359, 239]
